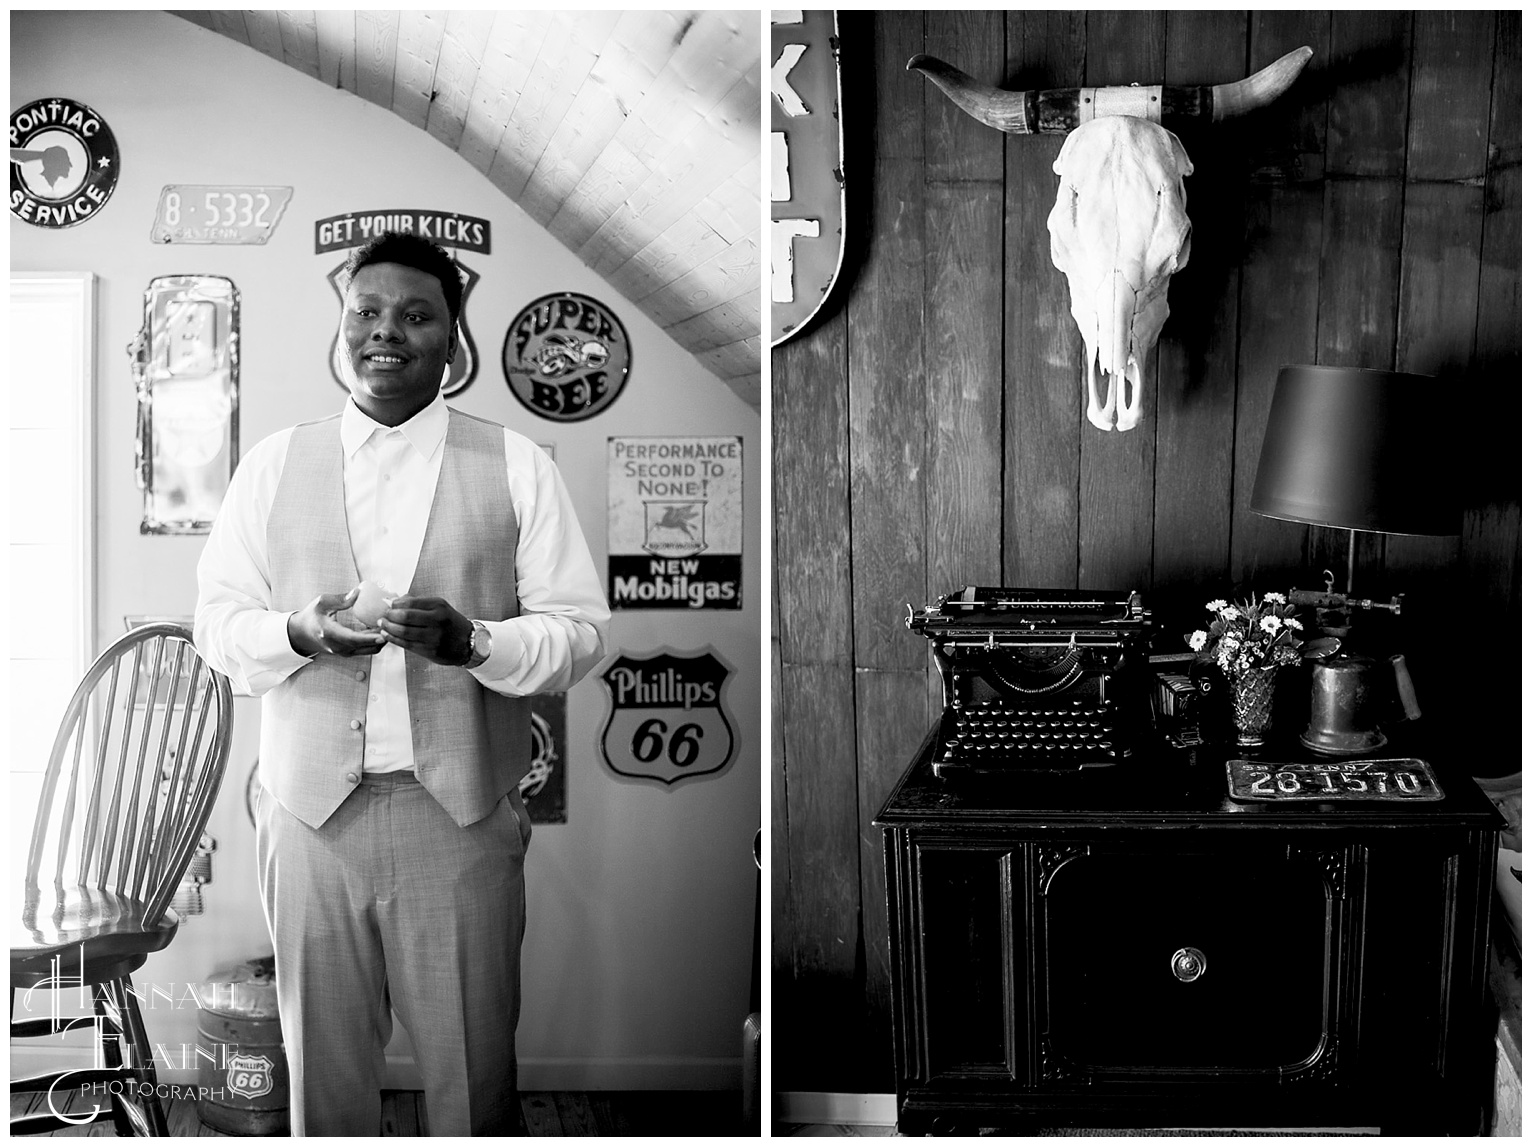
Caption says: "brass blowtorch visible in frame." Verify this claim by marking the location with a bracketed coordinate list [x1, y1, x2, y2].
[1289, 572, 1420, 755]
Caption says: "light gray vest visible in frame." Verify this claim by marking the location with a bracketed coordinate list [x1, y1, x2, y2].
[260, 408, 528, 829]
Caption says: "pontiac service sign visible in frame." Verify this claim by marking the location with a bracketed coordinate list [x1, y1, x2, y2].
[770, 10, 845, 345]
[608, 437, 743, 611]
[10, 97, 120, 228]
[599, 649, 738, 785]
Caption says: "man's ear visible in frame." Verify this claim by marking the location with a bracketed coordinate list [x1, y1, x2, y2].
[447, 321, 459, 365]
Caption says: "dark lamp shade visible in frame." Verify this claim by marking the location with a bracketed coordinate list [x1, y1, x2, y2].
[1250, 365, 1460, 536]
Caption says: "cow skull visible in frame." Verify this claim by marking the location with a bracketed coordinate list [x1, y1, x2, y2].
[909, 47, 1313, 432]
[1048, 117, 1192, 430]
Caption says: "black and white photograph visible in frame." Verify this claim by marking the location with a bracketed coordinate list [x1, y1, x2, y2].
[10, 9, 760, 1137]
[6, 6, 1524, 1142]
[770, 9, 1520, 1137]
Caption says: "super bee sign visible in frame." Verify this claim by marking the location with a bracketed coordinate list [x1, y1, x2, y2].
[316, 208, 491, 397]
[771, 10, 846, 345]
[600, 649, 738, 785]
[608, 436, 743, 610]
[504, 292, 631, 422]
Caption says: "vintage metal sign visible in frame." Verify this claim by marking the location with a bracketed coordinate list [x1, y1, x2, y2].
[520, 693, 568, 824]
[317, 209, 491, 398]
[151, 185, 293, 245]
[770, 10, 845, 346]
[607, 436, 743, 610]
[599, 649, 738, 785]
[1226, 758, 1444, 803]
[226, 1053, 275, 1100]
[128, 276, 240, 535]
[10, 97, 120, 228]
[503, 292, 631, 421]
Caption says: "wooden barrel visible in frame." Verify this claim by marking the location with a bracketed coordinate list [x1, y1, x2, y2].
[193, 957, 289, 1135]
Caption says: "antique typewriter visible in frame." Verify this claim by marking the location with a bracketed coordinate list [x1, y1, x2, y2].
[907, 587, 1157, 777]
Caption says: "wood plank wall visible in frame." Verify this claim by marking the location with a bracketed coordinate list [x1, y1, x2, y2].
[771, 10, 1521, 1093]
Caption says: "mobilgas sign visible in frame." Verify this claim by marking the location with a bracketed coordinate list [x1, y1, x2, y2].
[607, 437, 744, 610]
[10, 97, 120, 229]
[316, 208, 490, 397]
[599, 649, 738, 785]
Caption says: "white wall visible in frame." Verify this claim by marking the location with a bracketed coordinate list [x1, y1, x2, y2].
[11, 9, 760, 1092]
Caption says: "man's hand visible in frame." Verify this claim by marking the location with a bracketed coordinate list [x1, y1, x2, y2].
[287, 587, 389, 658]
[379, 595, 474, 667]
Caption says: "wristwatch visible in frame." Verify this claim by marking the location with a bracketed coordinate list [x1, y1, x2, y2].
[462, 620, 492, 669]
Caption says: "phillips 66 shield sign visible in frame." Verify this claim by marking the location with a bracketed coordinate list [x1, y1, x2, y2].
[599, 649, 738, 785]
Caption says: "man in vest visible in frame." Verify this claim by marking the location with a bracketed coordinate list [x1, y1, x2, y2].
[195, 232, 609, 1135]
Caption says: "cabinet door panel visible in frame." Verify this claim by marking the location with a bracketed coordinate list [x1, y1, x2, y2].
[1043, 847, 1330, 1072]
[914, 842, 1016, 1080]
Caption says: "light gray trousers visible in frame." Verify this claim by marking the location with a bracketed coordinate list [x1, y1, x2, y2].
[256, 771, 527, 1136]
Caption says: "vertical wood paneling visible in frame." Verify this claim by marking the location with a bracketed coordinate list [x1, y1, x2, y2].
[1152, 10, 1247, 604]
[1003, 10, 1084, 589]
[1390, 11, 1496, 715]
[773, 312, 860, 1089]
[847, 9, 930, 1093]
[1077, 10, 1164, 591]
[1460, 12, 1522, 738]
[1313, 10, 1412, 591]
[772, 9, 1519, 1094]
[923, 10, 1006, 713]
[1229, 11, 1331, 591]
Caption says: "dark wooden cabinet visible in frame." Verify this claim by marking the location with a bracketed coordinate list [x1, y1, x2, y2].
[876, 726, 1502, 1135]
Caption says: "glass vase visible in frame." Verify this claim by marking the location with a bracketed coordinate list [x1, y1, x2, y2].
[1231, 666, 1278, 747]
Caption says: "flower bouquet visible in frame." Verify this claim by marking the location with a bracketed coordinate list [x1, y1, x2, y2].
[1187, 593, 1304, 745]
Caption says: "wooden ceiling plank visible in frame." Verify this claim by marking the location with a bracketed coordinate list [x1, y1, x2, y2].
[578, 95, 759, 277]
[552, 13, 758, 251]
[666, 287, 762, 352]
[516, 12, 687, 227]
[242, 9, 285, 63]
[641, 234, 760, 326]
[276, 10, 322, 80]
[696, 155, 762, 245]
[392, 9, 449, 129]
[614, 11, 758, 169]
[353, 10, 401, 110]
[693, 336, 761, 381]
[170, 12, 218, 33]
[484, 11, 621, 203]
[458, 10, 554, 175]
[207, 10, 251, 46]
[314, 9, 357, 93]
[717, 373, 761, 409]
[424, 10, 497, 151]
[605, 213, 732, 302]
[546, 139, 654, 250]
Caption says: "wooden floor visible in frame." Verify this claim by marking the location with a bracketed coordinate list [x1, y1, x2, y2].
[13, 1088, 750, 1136]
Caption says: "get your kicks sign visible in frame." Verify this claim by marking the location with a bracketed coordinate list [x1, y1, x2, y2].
[599, 649, 738, 785]
[607, 436, 743, 610]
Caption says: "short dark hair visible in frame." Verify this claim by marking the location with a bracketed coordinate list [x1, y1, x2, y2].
[344, 231, 464, 324]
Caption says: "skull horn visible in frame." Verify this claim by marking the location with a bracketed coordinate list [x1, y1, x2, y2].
[907, 46, 1313, 134]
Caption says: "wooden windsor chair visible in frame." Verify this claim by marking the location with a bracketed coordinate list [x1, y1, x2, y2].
[10, 623, 234, 1136]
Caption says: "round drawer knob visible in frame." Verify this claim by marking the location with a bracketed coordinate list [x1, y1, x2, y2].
[1170, 946, 1207, 982]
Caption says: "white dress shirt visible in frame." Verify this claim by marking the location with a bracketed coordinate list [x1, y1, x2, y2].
[195, 394, 610, 773]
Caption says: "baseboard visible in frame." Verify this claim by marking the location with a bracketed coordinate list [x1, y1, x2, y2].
[15, 1043, 742, 1093]
[774, 1090, 897, 1126]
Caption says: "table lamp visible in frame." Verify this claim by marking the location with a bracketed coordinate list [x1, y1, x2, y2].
[1249, 364, 1461, 753]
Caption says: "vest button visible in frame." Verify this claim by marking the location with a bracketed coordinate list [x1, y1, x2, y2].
[345, 772, 359, 784]
[350, 719, 362, 730]
[355, 670, 366, 681]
